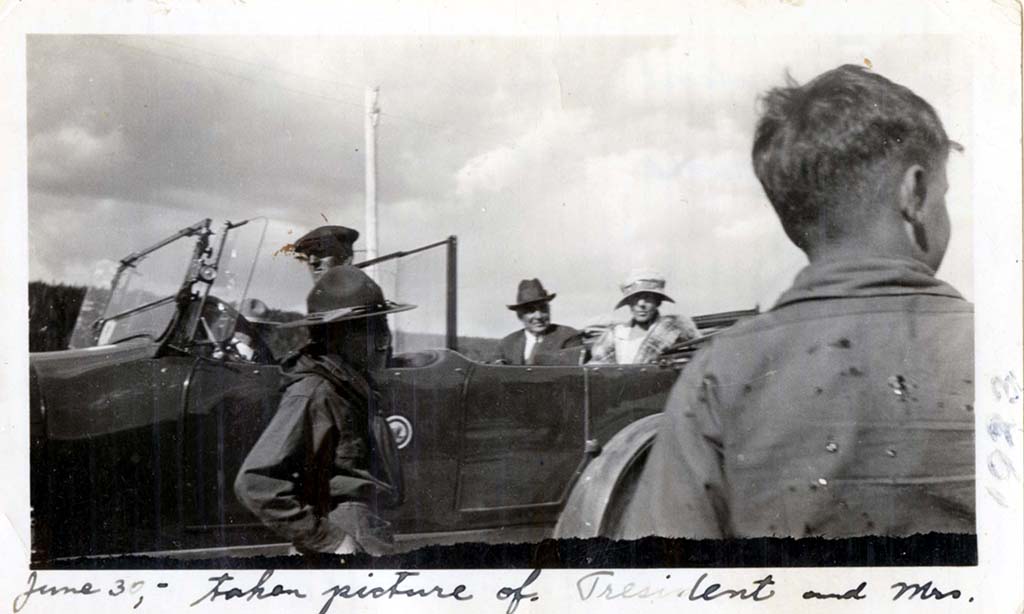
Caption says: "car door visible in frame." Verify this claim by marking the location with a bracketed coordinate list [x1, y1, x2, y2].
[181, 354, 284, 550]
[455, 363, 587, 528]
[376, 350, 471, 534]
[31, 342, 191, 559]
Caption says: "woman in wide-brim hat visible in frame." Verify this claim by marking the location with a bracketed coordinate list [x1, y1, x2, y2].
[235, 265, 413, 557]
[589, 269, 698, 365]
[613, 275, 676, 310]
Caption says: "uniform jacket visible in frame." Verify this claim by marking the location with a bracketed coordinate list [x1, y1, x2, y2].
[620, 257, 975, 539]
[496, 324, 583, 365]
[588, 314, 699, 365]
[233, 349, 400, 553]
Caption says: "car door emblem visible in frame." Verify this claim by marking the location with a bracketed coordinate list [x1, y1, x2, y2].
[387, 415, 413, 449]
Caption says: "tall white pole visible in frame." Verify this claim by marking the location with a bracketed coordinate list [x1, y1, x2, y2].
[364, 86, 380, 281]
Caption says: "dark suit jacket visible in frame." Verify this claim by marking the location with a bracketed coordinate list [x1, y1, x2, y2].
[496, 324, 583, 365]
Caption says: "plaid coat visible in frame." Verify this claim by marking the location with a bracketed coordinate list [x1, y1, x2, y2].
[588, 314, 699, 365]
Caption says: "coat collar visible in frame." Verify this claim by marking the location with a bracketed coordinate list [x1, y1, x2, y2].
[281, 344, 375, 398]
[774, 257, 964, 310]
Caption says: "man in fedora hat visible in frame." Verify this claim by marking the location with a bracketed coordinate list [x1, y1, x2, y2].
[588, 270, 698, 365]
[495, 279, 582, 365]
[292, 225, 361, 282]
[234, 265, 413, 555]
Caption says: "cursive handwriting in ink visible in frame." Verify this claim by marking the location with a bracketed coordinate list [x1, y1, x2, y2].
[108, 578, 149, 609]
[803, 582, 867, 600]
[190, 570, 306, 606]
[575, 571, 775, 602]
[688, 573, 775, 601]
[577, 570, 684, 600]
[13, 572, 100, 613]
[990, 371, 1021, 403]
[496, 569, 541, 614]
[987, 414, 1017, 447]
[318, 571, 472, 614]
[891, 581, 963, 601]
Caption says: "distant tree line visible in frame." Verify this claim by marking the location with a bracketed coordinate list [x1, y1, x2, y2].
[28, 282, 87, 352]
[29, 281, 500, 361]
[394, 331, 497, 362]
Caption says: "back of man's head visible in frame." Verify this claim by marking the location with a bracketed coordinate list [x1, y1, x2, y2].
[752, 65, 956, 254]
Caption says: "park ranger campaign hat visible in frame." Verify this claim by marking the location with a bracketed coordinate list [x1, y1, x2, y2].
[280, 265, 415, 328]
[292, 225, 360, 258]
[615, 269, 676, 310]
[507, 278, 557, 310]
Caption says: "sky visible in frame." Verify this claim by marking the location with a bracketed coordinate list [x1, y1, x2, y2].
[27, 33, 974, 338]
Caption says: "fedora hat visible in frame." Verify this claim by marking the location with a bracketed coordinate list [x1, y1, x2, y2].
[293, 225, 360, 258]
[615, 269, 675, 310]
[280, 265, 415, 328]
[507, 278, 556, 310]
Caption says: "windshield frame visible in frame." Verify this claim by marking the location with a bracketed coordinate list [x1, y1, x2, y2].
[69, 219, 214, 349]
[182, 217, 267, 351]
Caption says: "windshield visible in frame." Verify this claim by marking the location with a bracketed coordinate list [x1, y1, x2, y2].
[69, 221, 208, 348]
[226, 220, 315, 358]
[197, 218, 271, 344]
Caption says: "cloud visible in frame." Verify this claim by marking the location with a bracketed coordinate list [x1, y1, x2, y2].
[28, 36, 370, 210]
[454, 108, 593, 200]
[44, 124, 116, 160]
[27, 35, 974, 338]
[28, 124, 125, 190]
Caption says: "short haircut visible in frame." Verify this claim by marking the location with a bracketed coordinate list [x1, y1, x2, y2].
[752, 65, 958, 248]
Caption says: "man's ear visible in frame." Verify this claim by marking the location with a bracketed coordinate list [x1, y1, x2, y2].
[898, 164, 928, 221]
[898, 164, 929, 251]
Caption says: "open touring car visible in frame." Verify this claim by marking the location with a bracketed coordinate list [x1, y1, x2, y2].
[29, 217, 753, 562]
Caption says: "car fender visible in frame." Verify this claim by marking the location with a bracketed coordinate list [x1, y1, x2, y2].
[553, 412, 662, 539]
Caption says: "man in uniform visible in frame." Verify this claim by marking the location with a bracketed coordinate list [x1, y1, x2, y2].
[292, 225, 360, 282]
[495, 278, 582, 365]
[620, 65, 974, 539]
[588, 270, 699, 365]
[234, 265, 412, 554]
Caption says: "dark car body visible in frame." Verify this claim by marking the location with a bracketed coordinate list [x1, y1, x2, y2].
[31, 340, 682, 561]
[29, 218, 751, 562]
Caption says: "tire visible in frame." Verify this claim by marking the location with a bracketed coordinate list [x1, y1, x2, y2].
[553, 413, 661, 539]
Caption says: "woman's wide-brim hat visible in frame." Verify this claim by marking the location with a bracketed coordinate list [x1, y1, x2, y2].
[507, 278, 556, 310]
[614, 269, 675, 310]
[279, 265, 415, 328]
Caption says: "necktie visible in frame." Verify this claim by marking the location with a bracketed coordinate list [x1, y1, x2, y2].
[526, 335, 541, 365]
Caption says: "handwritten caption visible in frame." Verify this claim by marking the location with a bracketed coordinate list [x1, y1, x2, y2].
[12, 569, 972, 612]
[986, 370, 1021, 508]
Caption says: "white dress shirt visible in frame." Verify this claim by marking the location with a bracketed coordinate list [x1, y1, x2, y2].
[524, 330, 542, 363]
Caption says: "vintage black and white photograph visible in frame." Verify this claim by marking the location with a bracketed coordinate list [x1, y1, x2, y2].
[3, 0, 1022, 611]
